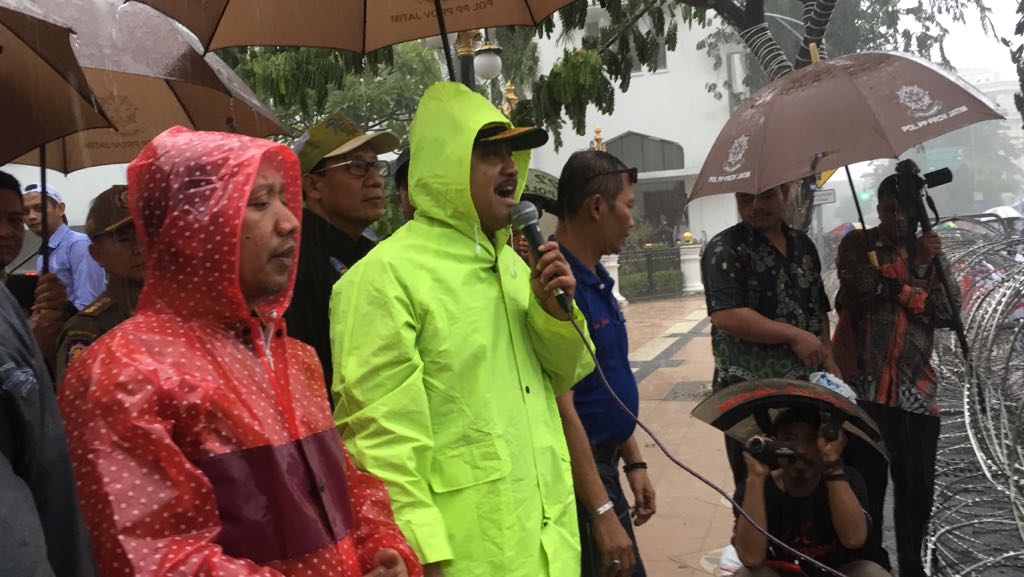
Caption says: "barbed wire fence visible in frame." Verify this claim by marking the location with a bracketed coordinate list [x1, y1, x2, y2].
[923, 219, 1024, 576]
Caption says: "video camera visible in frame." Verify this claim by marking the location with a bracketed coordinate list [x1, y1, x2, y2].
[745, 410, 845, 464]
[747, 436, 798, 460]
[891, 159, 953, 237]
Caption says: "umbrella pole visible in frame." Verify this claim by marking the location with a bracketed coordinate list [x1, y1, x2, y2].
[844, 164, 879, 269]
[844, 165, 867, 231]
[433, 0, 457, 82]
[39, 145, 49, 275]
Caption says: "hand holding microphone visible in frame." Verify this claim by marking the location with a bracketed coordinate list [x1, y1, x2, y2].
[512, 201, 576, 320]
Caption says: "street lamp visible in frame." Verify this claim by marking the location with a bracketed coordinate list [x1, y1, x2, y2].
[426, 29, 504, 90]
[454, 30, 482, 89]
[474, 41, 503, 82]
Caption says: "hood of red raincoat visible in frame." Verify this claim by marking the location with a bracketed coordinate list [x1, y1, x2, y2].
[128, 126, 302, 323]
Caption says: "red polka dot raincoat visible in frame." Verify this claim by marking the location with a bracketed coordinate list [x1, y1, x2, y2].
[58, 126, 422, 577]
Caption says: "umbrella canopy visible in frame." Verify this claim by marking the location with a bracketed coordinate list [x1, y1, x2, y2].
[691, 378, 888, 458]
[689, 51, 1003, 202]
[4, 0, 285, 173]
[0, 5, 111, 165]
[131, 0, 573, 53]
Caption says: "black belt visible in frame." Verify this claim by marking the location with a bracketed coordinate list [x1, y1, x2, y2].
[591, 444, 621, 466]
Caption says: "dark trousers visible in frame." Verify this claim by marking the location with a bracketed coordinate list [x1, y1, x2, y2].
[844, 402, 940, 577]
[578, 445, 646, 577]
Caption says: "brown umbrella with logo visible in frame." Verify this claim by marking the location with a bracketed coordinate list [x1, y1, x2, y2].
[129, 0, 573, 81]
[688, 50, 997, 379]
[5, 0, 285, 174]
[688, 51, 1003, 203]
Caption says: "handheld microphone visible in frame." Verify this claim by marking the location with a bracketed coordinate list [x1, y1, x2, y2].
[511, 201, 573, 314]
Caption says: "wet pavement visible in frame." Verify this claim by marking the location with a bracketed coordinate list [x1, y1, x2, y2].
[621, 295, 734, 577]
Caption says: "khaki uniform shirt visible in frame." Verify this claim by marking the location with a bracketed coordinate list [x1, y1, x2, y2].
[55, 279, 138, 386]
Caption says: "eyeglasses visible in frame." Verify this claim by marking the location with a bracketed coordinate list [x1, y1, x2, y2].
[315, 159, 390, 178]
[584, 167, 638, 186]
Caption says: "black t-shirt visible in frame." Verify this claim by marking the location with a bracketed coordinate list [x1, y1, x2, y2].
[733, 467, 874, 577]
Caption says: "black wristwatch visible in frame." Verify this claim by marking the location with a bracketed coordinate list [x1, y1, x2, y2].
[623, 461, 648, 474]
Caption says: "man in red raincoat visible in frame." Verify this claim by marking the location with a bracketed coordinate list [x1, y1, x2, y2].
[58, 126, 422, 577]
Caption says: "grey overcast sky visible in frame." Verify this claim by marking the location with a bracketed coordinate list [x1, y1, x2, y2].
[943, 0, 1018, 81]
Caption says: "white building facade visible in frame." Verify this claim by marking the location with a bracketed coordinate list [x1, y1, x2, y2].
[528, 13, 744, 244]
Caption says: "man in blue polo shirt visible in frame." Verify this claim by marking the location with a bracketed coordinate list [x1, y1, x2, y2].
[23, 183, 106, 311]
[553, 150, 656, 577]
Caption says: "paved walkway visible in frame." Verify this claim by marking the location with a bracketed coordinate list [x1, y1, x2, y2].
[620, 295, 735, 577]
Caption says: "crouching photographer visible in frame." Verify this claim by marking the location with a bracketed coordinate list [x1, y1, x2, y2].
[731, 407, 889, 577]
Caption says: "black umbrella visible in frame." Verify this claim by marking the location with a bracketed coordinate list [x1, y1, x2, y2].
[691, 378, 888, 458]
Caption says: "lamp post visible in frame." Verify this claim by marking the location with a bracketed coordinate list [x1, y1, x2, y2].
[455, 30, 482, 89]
[425, 30, 503, 90]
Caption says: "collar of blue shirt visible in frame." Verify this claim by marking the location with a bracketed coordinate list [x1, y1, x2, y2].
[46, 223, 72, 249]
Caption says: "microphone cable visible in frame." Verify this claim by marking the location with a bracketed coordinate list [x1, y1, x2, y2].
[563, 311, 850, 577]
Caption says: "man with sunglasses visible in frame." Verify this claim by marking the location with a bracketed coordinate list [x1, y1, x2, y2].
[552, 151, 654, 577]
[288, 112, 400, 397]
[54, 185, 144, 385]
[331, 82, 594, 577]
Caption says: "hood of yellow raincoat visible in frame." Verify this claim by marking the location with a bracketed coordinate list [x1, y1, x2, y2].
[407, 82, 530, 257]
[127, 125, 303, 323]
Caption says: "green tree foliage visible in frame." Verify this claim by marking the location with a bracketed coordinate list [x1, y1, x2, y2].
[219, 42, 440, 143]
[219, 43, 441, 237]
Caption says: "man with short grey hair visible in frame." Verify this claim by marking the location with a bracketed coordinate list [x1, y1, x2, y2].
[286, 112, 399, 396]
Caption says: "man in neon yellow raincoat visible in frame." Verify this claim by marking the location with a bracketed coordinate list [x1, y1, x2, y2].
[331, 82, 595, 577]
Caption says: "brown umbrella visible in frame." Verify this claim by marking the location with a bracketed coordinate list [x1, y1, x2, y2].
[689, 51, 1004, 202]
[5, 0, 285, 173]
[0, 5, 111, 165]
[1, 4, 115, 273]
[130, 0, 573, 79]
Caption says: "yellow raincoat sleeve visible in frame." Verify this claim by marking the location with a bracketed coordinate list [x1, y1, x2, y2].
[329, 261, 452, 564]
[525, 289, 596, 395]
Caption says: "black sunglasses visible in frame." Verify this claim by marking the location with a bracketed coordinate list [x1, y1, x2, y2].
[585, 167, 638, 186]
